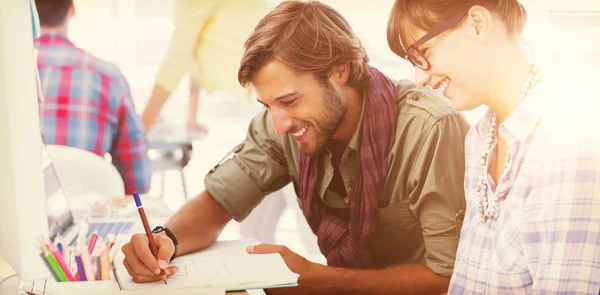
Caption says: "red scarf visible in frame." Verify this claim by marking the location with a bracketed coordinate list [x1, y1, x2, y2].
[298, 66, 398, 268]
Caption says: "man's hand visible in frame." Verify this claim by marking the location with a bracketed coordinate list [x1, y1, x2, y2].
[246, 244, 314, 275]
[121, 233, 179, 283]
[247, 244, 324, 295]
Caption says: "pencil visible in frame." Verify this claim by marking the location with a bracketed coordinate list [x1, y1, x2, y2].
[87, 231, 99, 254]
[39, 252, 60, 282]
[100, 247, 109, 280]
[132, 191, 167, 284]
[46, 241, 75, 281]
[79, 244, 96, 281]
[41, 246, 69, 282]
[74, 253, 87, 281]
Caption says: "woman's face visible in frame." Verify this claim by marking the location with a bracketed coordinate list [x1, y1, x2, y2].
[402, 7, 497, 111]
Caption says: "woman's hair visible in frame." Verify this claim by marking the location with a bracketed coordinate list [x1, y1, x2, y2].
[387, 0, 528, 58]
[238, 1, 369, 90]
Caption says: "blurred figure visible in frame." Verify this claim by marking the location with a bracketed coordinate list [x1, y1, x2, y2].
[141, 0, 273, 135]
[34, 0, 151, 195]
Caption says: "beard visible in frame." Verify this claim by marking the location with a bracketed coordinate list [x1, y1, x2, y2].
[296, 81, 346, 156]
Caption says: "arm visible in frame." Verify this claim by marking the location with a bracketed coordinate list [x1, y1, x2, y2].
[254, 111, 470, 294]
[251, 245, 448, 295]
[122, 110, 291, 282]
[111, 81, 152, 194]
[141, 1, 216, 129]
[164, 190, 232, 256]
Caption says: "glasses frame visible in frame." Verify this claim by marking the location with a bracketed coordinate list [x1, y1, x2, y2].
[404, 11, 469, 71]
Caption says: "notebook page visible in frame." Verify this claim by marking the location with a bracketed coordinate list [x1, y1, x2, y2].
[116, 254, 298, 290]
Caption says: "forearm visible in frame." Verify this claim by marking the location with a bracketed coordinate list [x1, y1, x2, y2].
[302, 263, 450, 295]
[164, 190, 233, 256]
[141, 85, 171, 130]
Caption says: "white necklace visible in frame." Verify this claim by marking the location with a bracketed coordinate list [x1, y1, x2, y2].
[478, 65, 541, 223]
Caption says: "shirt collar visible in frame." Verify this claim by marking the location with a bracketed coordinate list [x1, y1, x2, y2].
[475, 79, 547, 143]
[35, 32, 74, 47]
[347, 91, 367, 152]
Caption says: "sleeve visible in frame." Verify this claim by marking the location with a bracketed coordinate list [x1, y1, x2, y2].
[110, 78, 152, 194]
[522, 136, 600, 294]
[204, 110, 291, 222]
[408, 113, 470, 276]
[154, 0, 218, 92]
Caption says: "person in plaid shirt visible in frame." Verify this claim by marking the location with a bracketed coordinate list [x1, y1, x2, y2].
[34, 0, 151, 195]
[387, 0, 600, 294]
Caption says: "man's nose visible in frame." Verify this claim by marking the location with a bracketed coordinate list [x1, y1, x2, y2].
[270, 108, 294, 135]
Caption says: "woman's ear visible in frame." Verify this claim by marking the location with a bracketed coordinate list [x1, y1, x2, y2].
[466, 5, 493, 43]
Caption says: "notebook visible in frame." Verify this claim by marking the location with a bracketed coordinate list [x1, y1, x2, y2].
[113, 239, 298, 292]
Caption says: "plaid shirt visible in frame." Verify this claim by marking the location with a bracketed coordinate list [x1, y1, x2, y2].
[449, 77, 600, 294]
[35, 33, 151, 195]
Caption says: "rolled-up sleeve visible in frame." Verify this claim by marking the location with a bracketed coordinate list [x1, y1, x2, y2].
[409, 113, 470, 276]
[205, 111, 291, 221]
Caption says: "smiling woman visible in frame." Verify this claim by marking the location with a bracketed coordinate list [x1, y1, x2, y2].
[386, 1, 600, 294]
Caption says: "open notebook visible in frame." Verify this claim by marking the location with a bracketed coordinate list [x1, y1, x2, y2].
[113, 239, 299, 292]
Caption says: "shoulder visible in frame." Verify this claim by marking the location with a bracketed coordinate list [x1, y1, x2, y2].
[393, 79, 458, 122]
[392, 79, 470, 140]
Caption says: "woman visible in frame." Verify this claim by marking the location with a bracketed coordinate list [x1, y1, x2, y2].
[387, 1, 600, 294]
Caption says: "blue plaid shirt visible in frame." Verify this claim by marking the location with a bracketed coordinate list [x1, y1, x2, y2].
[35, 33, 151, 194]
[449, 76, 600, 294]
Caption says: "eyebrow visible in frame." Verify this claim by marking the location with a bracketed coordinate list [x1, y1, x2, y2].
[256, 91, 299, 105]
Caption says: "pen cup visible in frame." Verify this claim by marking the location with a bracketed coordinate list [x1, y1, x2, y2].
[19, 279, 114, 295]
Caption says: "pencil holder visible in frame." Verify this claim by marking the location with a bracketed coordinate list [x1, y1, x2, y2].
[19, 279, 114, 295]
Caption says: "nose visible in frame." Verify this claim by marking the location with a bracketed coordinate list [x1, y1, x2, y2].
[270, 108, 294, 135]
[414, 68, 431, 88]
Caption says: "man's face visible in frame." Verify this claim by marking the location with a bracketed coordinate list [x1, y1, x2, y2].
[253, 60, 346, 156]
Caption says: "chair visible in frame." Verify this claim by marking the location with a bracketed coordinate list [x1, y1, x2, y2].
[45, 145, 125, 197]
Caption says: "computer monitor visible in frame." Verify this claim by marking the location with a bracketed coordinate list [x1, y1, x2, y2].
[0, 0, 50, 281]
[42, 138, 75, 241]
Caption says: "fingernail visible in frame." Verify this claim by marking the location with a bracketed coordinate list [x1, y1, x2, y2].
[158, 260, 169, 269]
[166, 266, 178, 276]
[246, 246, 254, 252]
[154, 269, 161, 275]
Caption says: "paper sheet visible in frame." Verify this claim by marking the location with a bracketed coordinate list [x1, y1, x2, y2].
[114, 240, 298, 291]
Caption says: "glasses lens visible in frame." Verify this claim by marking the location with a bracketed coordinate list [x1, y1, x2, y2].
[407, 47, 429, 70]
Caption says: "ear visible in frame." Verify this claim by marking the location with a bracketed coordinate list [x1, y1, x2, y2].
[465, 5, 493, 43]
[69, 2, 76, 18]
[328, 64, 350, 87]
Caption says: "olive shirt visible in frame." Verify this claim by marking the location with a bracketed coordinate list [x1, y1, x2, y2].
[204, 79, 470, 276]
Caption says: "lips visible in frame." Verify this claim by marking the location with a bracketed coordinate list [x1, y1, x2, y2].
[434, 77, 450, 96]
[291, 125, 308, 138]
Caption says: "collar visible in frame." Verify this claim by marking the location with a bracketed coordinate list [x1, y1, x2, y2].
[475, 79, 547, 143]
[35, 32, 74, 47]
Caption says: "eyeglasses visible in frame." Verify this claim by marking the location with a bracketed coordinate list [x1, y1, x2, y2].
[404, 11, 469, 71]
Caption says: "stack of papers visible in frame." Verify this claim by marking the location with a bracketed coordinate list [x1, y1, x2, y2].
[114, 240, 298, 292]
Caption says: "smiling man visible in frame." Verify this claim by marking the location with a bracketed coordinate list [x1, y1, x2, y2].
[121, 1, 470, 294]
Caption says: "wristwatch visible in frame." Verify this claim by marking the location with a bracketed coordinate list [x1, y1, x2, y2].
[152, 226, 179, 262]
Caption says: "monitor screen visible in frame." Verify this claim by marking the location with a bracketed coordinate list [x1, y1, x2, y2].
[41, 137, 74, 240]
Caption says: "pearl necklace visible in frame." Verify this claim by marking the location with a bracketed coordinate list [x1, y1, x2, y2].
[478, 65, 541, 223]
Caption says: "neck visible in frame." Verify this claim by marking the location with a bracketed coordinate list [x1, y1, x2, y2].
[41, 24, 69, 36]
[332, 86, 363, 145]
[486, 42, 531, 125]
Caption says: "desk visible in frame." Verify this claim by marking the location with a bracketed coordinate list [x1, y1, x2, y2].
[1, 256, 250, 294]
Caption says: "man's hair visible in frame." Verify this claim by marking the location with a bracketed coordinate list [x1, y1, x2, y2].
[238, 1, 369, 90]
[35, 0, 73, 27]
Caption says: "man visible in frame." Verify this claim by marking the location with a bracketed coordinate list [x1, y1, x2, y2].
[122, 1, 470, 294]
[34, 0, 151, 194]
